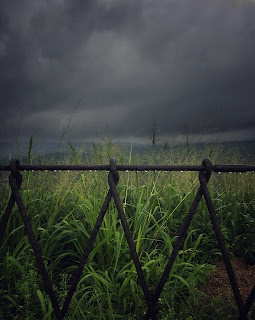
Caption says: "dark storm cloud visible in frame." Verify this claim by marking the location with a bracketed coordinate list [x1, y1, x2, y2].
[0, 0, 255, 146]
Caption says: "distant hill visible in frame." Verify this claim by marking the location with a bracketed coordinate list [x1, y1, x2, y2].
[0, 139, 254, 165]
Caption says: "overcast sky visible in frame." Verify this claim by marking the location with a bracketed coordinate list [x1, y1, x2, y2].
[1, 0, 255, 153]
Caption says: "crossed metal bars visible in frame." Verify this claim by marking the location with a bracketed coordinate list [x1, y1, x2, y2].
[0, 158, 255, 319]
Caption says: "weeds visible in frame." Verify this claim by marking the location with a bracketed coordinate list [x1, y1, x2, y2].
[0, 139, 255, 319]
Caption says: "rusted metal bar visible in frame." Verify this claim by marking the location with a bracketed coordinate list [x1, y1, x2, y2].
[0, 163, 255, 172]
[0, 160, 22, 243]
[8, 161, 63, 320]
[144, 158, 212, 320]
[199, 169, 247, 319]
[0, 195, 16, 244]
[61, 187, 113, 317]
[144, 185, 204, 320]
[108, 158, 157, 320]
[245, 284, 255, 315]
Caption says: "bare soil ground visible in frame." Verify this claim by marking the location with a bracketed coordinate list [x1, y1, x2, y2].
[202, 257, 255, 309]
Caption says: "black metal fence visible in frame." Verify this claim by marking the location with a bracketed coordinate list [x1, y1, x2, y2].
[0, 158, 255, 319]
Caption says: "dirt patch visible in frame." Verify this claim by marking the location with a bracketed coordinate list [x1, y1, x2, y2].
[203, 257, 255, 303]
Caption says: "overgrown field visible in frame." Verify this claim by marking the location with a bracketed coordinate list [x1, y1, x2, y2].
[1, 141, 255, 319]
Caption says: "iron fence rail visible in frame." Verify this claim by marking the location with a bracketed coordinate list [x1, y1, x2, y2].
[0, 163, 255, 172]
[0, 158, 255, 320]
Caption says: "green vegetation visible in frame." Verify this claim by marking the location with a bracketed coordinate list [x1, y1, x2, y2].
[0, 139, 255, 319]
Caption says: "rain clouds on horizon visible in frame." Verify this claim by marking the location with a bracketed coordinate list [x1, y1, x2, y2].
[1, 0, 255, 150]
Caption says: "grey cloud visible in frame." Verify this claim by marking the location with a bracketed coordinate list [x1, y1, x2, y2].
[0, 0, 255, 148]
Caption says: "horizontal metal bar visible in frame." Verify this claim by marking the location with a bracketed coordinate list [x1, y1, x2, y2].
[0, 163, 254, 172]
[214, 164, 254, 172]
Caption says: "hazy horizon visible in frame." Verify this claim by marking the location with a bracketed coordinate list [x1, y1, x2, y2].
[1, 131, 255, 161]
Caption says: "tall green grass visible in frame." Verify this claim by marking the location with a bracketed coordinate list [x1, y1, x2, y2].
[0, 139, 255, 319]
